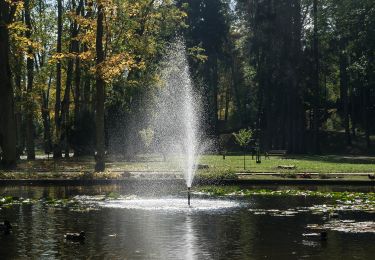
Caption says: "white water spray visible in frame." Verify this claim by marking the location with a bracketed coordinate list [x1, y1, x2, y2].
[153, 39, 203, 190]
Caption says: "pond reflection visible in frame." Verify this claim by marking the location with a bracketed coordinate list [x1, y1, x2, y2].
[0, 184, 374, 259]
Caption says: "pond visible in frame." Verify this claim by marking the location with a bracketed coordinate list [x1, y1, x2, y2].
[1, 183, 374, 259]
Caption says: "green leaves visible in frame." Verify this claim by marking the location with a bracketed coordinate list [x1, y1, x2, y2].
[232, 128, 253, 148]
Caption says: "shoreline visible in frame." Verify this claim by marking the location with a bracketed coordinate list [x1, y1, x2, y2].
[0, 178, 374, 186]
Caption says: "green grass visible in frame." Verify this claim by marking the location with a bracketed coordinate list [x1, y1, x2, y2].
[0, 154, 374, 180]
[198, 154, 375, 173]
[108, 154, 375, 173]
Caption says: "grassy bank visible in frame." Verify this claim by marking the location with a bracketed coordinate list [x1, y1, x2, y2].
[199, 154, 375, 173]
[0, 154, 374, 180]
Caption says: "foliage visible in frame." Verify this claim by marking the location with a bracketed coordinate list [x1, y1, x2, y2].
[198, 187, 375, 206]
[2, 0, 375, 167]
[232, 129, 253, 148]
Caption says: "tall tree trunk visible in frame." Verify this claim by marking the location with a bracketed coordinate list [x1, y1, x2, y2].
[14, 55, 23, 158]
[82, 0, 92, 114]
[209, 55, 219, 135]
[350, 86, 356, 137]
[74, 57, 81, 127]
[231, 55, 244, 125]
[294, 0, 305, 153]
[363, 86, 370, 148]
[61, 56, 73, 158]
[364, 53, 374, 149]
[0, 0, 17, 167]
[73, 0, 83, 157]
[224, 76, 231, 122]
[54, 0, 63, 158]
[83, 71, 91, 112]
[25, 0, 35, 160]
[95, 3, 105, 171]
[312, 0, 320, 153]
[339, 45, 351, 146]
[41, 73, 52, 154]
[61, 0, 83, 158]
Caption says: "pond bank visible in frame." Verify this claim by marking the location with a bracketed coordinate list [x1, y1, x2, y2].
[0, 177, 373, 186]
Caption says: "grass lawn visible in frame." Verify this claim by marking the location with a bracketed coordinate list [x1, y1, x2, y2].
[0, 154, 374, 180]
[199, 154, 375, 173]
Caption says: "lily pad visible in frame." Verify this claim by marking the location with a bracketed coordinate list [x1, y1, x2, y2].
[307, 221, 375, 234]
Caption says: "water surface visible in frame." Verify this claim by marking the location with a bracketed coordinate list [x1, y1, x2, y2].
[1, 184, 374, 259]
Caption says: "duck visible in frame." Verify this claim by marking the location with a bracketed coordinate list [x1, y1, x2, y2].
[320, 231, 328, 241]
[329, 212, 339, 219]
[303, 231, 327, 241]
[0, 220, 12, 235]
[64, 231, 85, 242]
[368, 174, 375, 180]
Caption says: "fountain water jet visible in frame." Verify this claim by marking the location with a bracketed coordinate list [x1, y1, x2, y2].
[188, 187, 191, 206]
[153, 39, 204, 205]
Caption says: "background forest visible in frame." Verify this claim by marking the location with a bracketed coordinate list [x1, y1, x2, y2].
[0, 0, 375, 170]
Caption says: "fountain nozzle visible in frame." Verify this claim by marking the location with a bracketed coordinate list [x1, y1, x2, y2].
[188, 187, 191, 206]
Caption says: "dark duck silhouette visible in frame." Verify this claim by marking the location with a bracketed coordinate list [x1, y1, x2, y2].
[0, 220, 12, 234]
[320, 231, 328, 241]
[303, 231, 327, 241]
[329, 212, 339, 219]
[368, 174, 375, 180]
[64, 231, 85, 242]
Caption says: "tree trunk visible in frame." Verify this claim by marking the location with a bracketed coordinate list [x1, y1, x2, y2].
[231, 54, 245, 126]
[339, 46, 351, 146]
[224, 78, 230, 122]
[14, 55, 23, 158]
[363, 85, 370, 148]
[41, 73, 52, 154]
[25, 0, 35, 160]
[61, 0, 84, 158]
[0, 0, 17, 167]
[73, 0, 83, 157]
[74, 57, 81, 127]
[54, 0, 63, 158]
[208, 55, 219, 135]
[95, 4, 105, 171]
[61, 56, 73, 158]
[312, 0, 320, 154]
[350, 86, 356, 137]
[83, 71, 91, 112]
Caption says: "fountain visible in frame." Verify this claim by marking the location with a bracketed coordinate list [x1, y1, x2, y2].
[187, 187, 191, 206]
[153, 39, 203, 205]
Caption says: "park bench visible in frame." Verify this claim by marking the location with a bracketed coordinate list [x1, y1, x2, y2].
[265, 150, 287, 159]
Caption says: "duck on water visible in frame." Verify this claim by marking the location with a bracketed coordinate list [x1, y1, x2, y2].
[64, 231, 85, 242]
[0, 220, 12, 235]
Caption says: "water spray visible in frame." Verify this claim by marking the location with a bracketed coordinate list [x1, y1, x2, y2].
[155, 40, 202, 207]
[188, 187, 191, 206]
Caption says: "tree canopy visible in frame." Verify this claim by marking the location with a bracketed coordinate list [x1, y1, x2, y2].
[1, 0, 374, 168]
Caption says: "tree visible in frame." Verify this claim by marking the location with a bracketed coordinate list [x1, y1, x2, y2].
[94, 2, 105, 171]
[54, 0, 63, 158]
[60, 0, 84, 158]
[0, 0, 19, 167]
[181, 0, 231, 135]
[237, 0, 305, 153]
[90, 0, 187, 168]
[233, 128, 253, 169]
[311, 0, 321, 153]
[25, 0, 36, 159]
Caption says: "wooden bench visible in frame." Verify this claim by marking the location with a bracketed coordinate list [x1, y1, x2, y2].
[265, 150, 287, 159]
